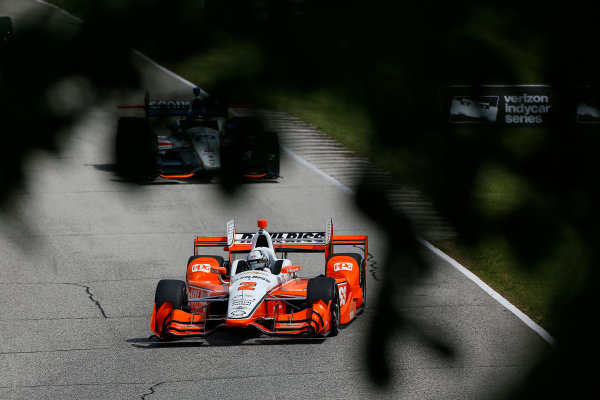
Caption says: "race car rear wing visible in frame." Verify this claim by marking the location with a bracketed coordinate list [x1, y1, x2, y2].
[194, 219, 368, 260]
[117, 93, 194, 117]
[117, 89, 228, 118]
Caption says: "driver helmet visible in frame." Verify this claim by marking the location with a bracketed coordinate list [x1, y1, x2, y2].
[247, 249, 269, 270]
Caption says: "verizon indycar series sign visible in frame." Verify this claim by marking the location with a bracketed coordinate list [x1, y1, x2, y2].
[442, 85, 600, 126]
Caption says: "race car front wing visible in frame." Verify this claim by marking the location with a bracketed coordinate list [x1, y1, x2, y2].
[152, 296, 334, 338]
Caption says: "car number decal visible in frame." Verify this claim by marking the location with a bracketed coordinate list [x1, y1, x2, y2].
[239, 282, 256, 291]
[338, 284, 347, 306]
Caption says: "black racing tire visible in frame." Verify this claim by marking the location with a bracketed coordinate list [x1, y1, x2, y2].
[263, 131, 280, 178]
[358, 257, 366, 313]
[154, 279, 187, 312]
[307, 276, 340, 336]
[115, 117, 157, 180]
[154, 279, 187, 340]
[222, 117, 279, 178]
[1, 16, 14, 43]
[220, 116, 259, 181]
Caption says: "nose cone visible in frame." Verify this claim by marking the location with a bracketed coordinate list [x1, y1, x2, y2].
[225, 318, 250, 328]
[227, 271, 277, 322]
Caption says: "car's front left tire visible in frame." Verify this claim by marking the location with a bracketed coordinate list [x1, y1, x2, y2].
[307, 276, 340, 336]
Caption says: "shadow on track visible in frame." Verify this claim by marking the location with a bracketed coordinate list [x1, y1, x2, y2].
[127, 329, 326, 349]
[88, 163, 280, 185]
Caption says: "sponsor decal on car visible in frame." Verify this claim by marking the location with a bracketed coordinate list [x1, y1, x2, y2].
[230, 308, 247, 317]
[237, 232, 327, 243]
[149, 100, 190, 109]
[191, 263, 211, 273]
[247, 275, 272, 283]
[231, 296, 254, 307]
[238, 281, 256, 291]
[158, 142, 174, 150]
[338, 283, 347, 306]
[282, 265, 301, 274]
[229, 293, 257, 318]
[333, 262, 353, 272]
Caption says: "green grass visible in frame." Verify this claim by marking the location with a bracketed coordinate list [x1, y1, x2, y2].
[434, 231, 588, 336]
[432, 162, 589, 336]
[265, 90, 374, 153]
[169, 35, 265, 91]
[160, 36, 376, 156]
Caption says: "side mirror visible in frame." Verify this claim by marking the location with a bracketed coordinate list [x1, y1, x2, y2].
[211, 266, 227, 274]
[281, 265, 300, 274]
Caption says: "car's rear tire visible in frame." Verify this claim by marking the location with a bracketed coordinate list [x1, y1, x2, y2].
[116, 117, 157, 180]
[307, 276, 340, 336]
[358, 257, 366, 313]
[222, 117, 279, 179]
[263, 131, 280, 178]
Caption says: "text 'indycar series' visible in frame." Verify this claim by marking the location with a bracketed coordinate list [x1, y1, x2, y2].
[151, 219, 368, 339]
[116, 87, 280, 181]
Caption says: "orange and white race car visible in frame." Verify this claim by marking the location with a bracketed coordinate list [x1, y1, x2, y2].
[150, 219, 367, 339]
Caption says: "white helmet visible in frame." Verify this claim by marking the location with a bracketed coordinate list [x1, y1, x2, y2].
[247, 249, 269, 270]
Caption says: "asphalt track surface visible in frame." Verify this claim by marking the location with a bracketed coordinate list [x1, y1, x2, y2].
[1, 1, 549, 399]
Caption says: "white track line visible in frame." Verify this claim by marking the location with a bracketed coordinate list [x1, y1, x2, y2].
[133, 51, 198, 89]
[286, 143, 555, 345]
[133, 51, 210, 98]
[281, 145, 354, 195]
[37, 0, 556, 347]
[421, 241, 556, 346]
[34, 0, 82, 22]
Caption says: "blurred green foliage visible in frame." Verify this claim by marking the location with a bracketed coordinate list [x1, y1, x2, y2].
[5, 0, 600, 397]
